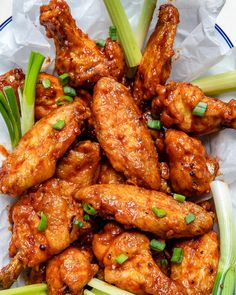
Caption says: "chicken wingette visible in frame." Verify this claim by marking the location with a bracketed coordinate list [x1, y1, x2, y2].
[0, 101, 89, 197]
[40, 0, 125, 88]
[93, 77, 160, 190]
[152, 82, 236, 135]
[165, 129, 219, 197]
[75, 184, 214, 239]
[133, 4, 179, 105]
[93, 223, 185, 295]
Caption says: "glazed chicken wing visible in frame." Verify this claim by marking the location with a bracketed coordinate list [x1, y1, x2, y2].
[55, 140, 101, 187]
[0, 68, 24, 99]
[133, 4, 179, 104]
[152, 82, 236, 135]
[98, 161, 126, 184]
[46, 247, 98, 295]
[76, 184, 214, 239]
[93, 223, 184, 295]
[0, 179, 90, 288]
[93, 77, 160, 190]
[171, 231, 219, 295]
[0, 101, 89, 197]
[165, 129, 219, 197]
[40, 0, 125, 88]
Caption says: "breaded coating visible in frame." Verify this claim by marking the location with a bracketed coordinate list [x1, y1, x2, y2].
[93, 223, 185, 295]
[165, 129, 219, 197]
[0, 102, 89, 197]
[55, 140, 101, 187]
[40, 0, 125, 88]
[46, 247, 98, 295]
[76, 184, 214, 239]
[0, 68, 24, 99]
[93, 77, 160, 190]
[152, 82, 236, 135]
[171, 231, 219, 295]
[0, 179, 90, 288]
[98, 161, 126, 184]
[133, 4, 179, 104]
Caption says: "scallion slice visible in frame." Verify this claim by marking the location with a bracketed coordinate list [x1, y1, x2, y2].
[83, 203, 97, 215]
[185, 213, 195, 224]
[42, 78, 51, 89]
[152, 207, 166, 218]
[192, 101, 208, 117]
[96, 39, 106, 47]
[173, 193, 186, 203]
[52, 119, 65, 130]
[116, 253, 128, 264]
[73, 220, 83, 228]
[109, 26, 118, 41]
[171, 248, 184, 264]
[84, 214, 90, 221]
[150, 239, 166, 252]
[56, 95, 74, 106]
[147, 119, 162, 130]
[59, 73, 70, 86]
[63, 86, 76, 97]
[37, 212, 47, 232]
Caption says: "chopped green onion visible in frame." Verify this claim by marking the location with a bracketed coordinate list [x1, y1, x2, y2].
[150, 239, 166, 252]
[59, 73, 70, 86]
[84, 214, 90, 221]
[37, 212, 47, 232]
[116, 253, 128, 264]
[152, 207, 166, 218]
[21, 51, 45, 135]
[83, 203, 97, 215]
[109, 26, 118, 41]
[160, 258, 168, 267]
[185, 213, 196, 224]
[42, 78, 51, 89]
[147, 119, 162, 130]
[173, 193, 186, 203]
[56, 95, 74, 106]
[52, 119, 65, 130]
[88, 278, 134, 295]
[210, 181, 236, 295]
[192, 101, 208, 117]
[192, 70, 236, 96]
[63, 86, 76, 97]
[96, 39, 106, 47]
[73, 220, 83, 228]
[0, 283, 47, 294]
[171, 248, 184, 264]
[103, 0, 142, 68]
[135, 0, 157, 50]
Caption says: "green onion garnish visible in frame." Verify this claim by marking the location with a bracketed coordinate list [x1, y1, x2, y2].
[63, 86, 76, 97]
[115, 253, 128, 264]
[96, 39, 106, 47]
[42, 78, 51, 89]
[56, 95, 74, 106]
[37, 212, 47, 232]
[185, 213, 196, 224]
[171, 248, 184, 264]
[160, 258, 168, 267]
[150, 239, 166, 252]
[192, 101, 208, 117]
[152, 207, 167, 218]
[83, 214, 90, 221]
[52, 119, 65, 130]
[147, 119, 162, 130]
[73, 220, 83, 228]
[173, 193, 186, 203]
[0, 283, 48, 295]
[109, 26, 118, 41]
[59, 73, 70, 86]
[83, 203, 97, 215]
[0, 97, 15, 147]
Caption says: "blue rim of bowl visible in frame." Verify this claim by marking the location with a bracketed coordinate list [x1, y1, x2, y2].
[0, 17, 234, 49]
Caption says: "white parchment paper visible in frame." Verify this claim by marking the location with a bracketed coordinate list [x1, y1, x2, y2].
[0, 0, 236, 288]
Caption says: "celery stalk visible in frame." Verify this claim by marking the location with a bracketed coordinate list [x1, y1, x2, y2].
[92, 288, 109, 295]
[88, 278, 134, 295]
[0, 101, 15, 147]
[84, 290, 95, 295]
[0, 283, 47, 294]
[210, 181, 236, 295]
[136, 0, 157, 50]
[192, 70, 236, 96]
[103, 0, 142, 68]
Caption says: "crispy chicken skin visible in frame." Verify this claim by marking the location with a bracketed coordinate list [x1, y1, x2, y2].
[76, 184, 214, 239]
[0, 68, 24, 98]
[0, 102, 89, 197]
[93, 223, 185, 295]
[165, 129, 219, 197]
[0, 179, 90, 288]
[40, 0, 125, 88]
[55, 140, 101, 187]
[98, 161, 126, 184]
[133, 5, 179, 104]
[93, 77, 160, 190]
[152, 82, 236, 135]
[171, 231, 219, 295]
[46, 247, 98, 295]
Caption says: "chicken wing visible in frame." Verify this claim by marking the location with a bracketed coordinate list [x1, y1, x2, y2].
[40, 0, 125, 88]
[46, 247, 98, 295]
[133, 4, 179, 105]
[75, 184, 214, 239]
[0, 101, 89, 197]
[171, 231, 219, 295]
[93, 223, 185, 295]
[152, 82, 236, 135]
[98, 161, 126, 184]
[165, 129, 219, 197]
[0, 179, 90, 288]
[0, 68, 24, 100]
[93, 77, 160, 190]
[55, 140, 101, 187]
